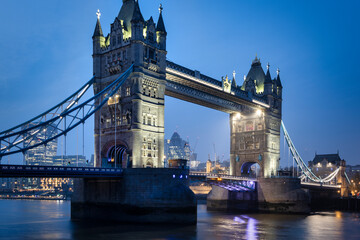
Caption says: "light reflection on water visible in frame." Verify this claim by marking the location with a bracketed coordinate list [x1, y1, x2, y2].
[0, 200, 360, 240]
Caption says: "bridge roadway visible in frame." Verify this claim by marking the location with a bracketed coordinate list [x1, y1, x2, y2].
[0, 164, 341, 190]
[165, 60, 270, 114]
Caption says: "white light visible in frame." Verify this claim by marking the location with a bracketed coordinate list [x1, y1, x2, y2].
[256, 110, 262, 117]
[233, 113, 241, 121]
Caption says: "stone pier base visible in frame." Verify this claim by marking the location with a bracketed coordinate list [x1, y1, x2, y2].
[207, 185, 258, 212]
[71, 168, 197, 224]
[257, 178, 310, 214]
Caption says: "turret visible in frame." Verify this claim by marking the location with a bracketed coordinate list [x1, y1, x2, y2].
[93, 10, 105, 78]
[92, 10, 105, 55]
[275, 68, 283, 98]
[264, 63, 273, 95]
[131, 0, 145, 41]
[156, 4, 167, 51]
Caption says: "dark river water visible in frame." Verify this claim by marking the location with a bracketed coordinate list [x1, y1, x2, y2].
[0, 200, 360, 240]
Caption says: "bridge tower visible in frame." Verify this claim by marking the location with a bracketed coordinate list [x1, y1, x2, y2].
[92, 0, 167, 168]
[230, 58, 282, 178]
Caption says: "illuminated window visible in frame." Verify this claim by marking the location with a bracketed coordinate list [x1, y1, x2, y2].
[126, 87, 131, 96]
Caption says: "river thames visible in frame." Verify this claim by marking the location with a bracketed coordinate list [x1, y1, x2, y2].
[0, 200, 359, 240]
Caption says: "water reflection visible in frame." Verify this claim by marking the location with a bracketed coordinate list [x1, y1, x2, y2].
[0, 200, 360, 240]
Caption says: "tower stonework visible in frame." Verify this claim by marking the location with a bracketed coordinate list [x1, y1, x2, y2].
[93, 0, 167, 168]
[230, 58, 282, 178]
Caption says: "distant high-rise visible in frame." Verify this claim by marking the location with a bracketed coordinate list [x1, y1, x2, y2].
[23, 123, 57, 166]
[164, 132, 191, 162]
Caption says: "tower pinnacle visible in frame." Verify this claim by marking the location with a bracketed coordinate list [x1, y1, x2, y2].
[96, 9, 101, 20]
[159, 3, 163, 14]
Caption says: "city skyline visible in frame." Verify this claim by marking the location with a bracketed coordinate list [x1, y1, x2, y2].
[0, 0, 359, 166]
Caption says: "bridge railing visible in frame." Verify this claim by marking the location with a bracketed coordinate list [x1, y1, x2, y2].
[0, 164, 123, 178]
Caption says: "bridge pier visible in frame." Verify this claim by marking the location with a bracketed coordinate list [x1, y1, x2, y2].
[206, 178, 310, 214]
[71, 169, 197, 224]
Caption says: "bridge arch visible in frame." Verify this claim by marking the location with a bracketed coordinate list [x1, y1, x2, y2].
[241, 162, 261, 178]
[101, 140, 129, 168]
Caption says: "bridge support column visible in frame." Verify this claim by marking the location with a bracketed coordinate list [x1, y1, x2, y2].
[257, 178, 310, 213]
[71, 169, 197, 224]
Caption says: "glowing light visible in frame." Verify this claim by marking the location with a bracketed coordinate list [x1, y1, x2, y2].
[173, 175, 175, 179]
[233, 113, 241, 121]
[256, 109, 262, 117]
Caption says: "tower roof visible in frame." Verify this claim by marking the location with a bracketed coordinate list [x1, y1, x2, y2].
[312, 153, 342, 165]
[118, 0, 144, 31]
[242, 56, 266, 93]
[156, 4, 166, 33]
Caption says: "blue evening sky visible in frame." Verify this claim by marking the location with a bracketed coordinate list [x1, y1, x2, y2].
[0, 0, 359, 166]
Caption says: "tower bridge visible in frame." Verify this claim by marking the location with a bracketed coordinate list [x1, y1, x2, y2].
[0, 0, 351, 223]
[92, 0, 282, 178]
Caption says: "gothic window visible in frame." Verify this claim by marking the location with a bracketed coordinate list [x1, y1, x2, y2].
[143, 115, 146, 124]
[148, 143, 152, 150]
[143, 151, 146, 157]
[112, 37, 116, 46]
[147, 116, 152, 125]
[122, 115, 127, 124]
[117, 36, 121, 45]
[126, 87, 131, 96]
[152, 118, 156, 126]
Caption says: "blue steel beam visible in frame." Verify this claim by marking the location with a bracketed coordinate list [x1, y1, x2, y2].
[0, 65, 134, 158]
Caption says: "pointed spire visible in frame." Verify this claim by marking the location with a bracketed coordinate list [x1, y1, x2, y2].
[276, 68, 282, 88]
[156, 4, 167, 33]
[265, 62, 272, 84]
[131, 0, 144, 22]
[232, 70, 237, 87]
[93, 9, 104, 38]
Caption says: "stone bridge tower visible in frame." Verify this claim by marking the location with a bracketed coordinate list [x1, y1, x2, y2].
[92, 0, 167, 168]
[230, 58, 282, 178]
